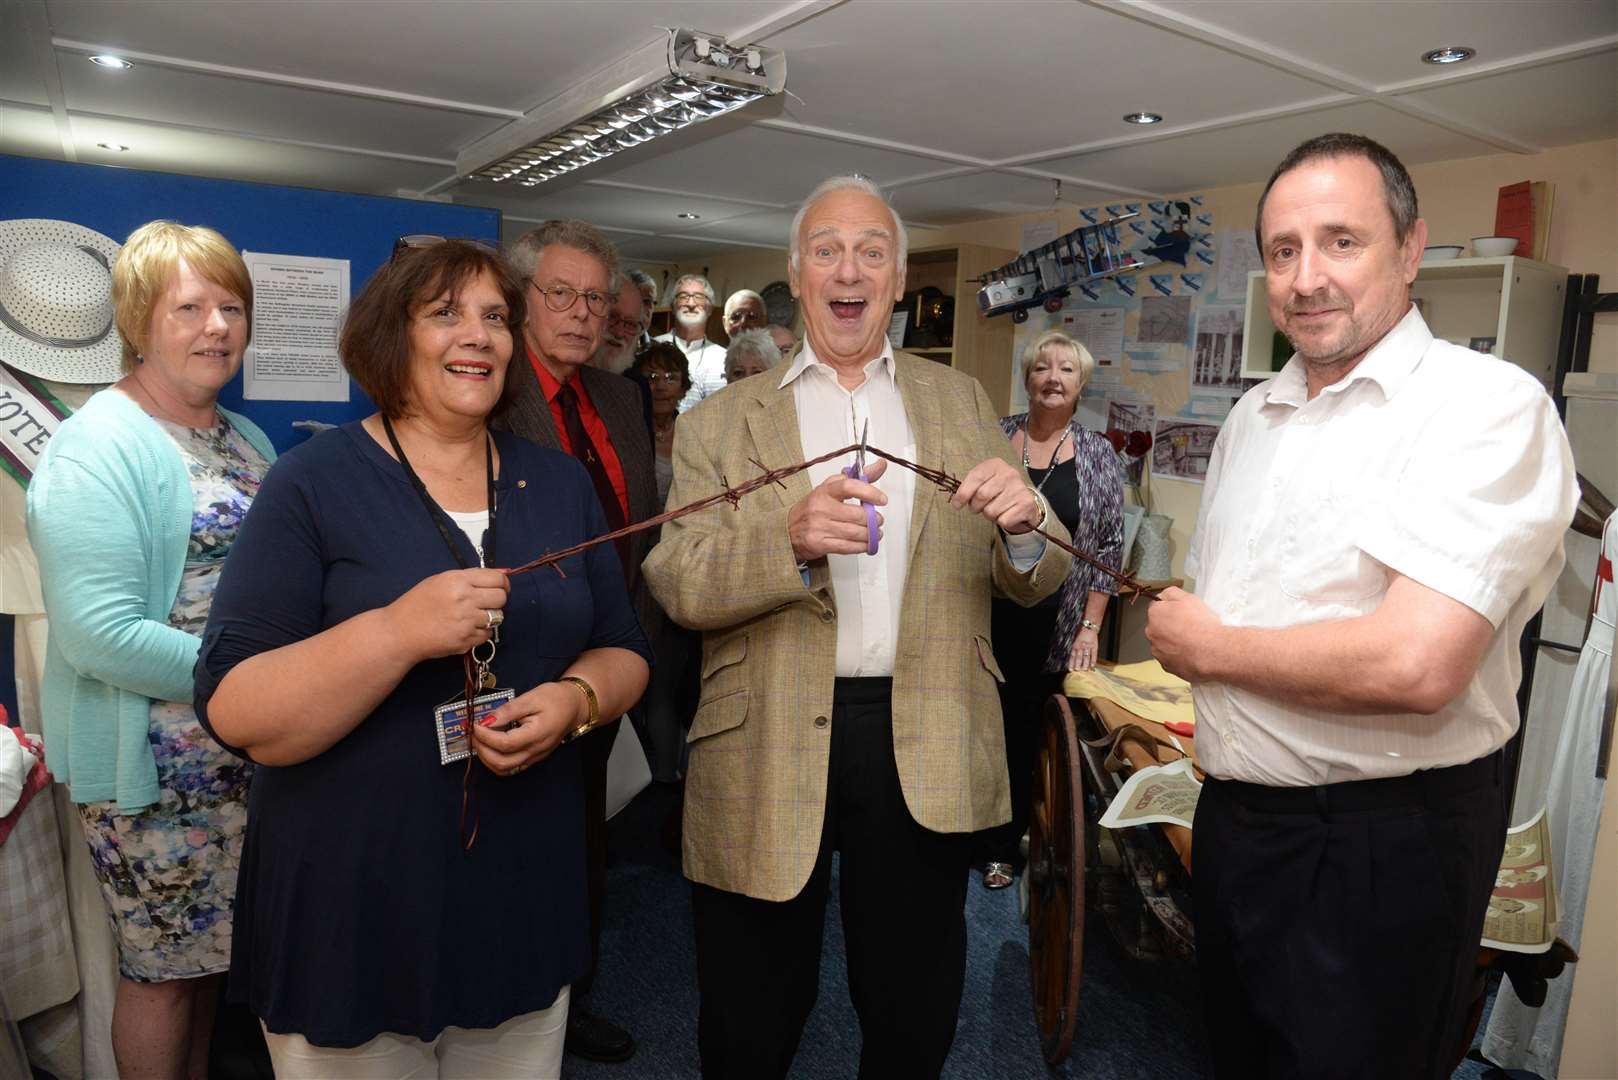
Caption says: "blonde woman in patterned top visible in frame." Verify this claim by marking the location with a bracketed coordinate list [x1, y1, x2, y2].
[27, 221, 275, 1077]
[976, 329, 1124, 889]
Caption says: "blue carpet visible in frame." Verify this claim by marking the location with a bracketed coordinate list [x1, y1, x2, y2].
[575, 783, 1514, 1079]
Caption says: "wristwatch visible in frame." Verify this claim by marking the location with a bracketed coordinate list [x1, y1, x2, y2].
[1079, 619, 1101, 633]
[559, 676, 601, 741]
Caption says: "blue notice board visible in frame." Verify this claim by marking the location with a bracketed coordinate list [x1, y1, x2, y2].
[0, 153, 501, 451]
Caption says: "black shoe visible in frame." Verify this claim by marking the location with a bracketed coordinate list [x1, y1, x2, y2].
[565, 1008, 636, 1063]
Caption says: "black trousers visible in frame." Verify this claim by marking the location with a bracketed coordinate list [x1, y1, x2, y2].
[690, 677, 972, 1080]
[1193, 751, 1506, 1080]
[976, 598, 1061, 869]
[572, 717, 617, 1000]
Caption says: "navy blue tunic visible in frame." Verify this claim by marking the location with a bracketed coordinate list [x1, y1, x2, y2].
[195, 423, 650, 1047]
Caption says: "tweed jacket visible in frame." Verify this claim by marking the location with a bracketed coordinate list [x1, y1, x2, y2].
[495, 353, 660, 577]
[642, 350, 1072, 901]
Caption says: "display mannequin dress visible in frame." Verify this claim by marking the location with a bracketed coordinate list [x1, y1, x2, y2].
[1482, 509, 1615, 1077]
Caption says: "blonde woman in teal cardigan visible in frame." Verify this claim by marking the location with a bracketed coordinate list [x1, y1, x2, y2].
[26, 221, 274, 1079]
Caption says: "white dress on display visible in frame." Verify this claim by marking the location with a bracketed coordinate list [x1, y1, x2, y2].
[1482, 509, 1616, 1078]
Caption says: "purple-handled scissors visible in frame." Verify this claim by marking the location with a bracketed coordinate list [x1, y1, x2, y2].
[841, 418, 879, 555]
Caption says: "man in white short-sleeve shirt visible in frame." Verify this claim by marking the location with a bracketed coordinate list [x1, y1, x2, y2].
[1146, 133, 1576, 1080]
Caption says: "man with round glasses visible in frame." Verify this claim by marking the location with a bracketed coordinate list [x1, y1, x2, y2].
[653, 273, 726, 412]
[500, 219, 657, 1066]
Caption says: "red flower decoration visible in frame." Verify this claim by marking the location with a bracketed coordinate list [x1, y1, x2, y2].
[1104, 429, 1128, 453]
[1126, 430, 1153, 458]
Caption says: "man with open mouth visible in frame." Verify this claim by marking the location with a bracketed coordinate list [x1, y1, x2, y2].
[644, 175, 1072, 1080]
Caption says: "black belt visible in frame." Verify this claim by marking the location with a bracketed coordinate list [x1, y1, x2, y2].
[833, 676, 893, 706]
[1209, 749, 1503, 816]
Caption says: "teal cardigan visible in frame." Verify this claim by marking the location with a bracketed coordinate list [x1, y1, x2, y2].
[25, 389, 276, 811]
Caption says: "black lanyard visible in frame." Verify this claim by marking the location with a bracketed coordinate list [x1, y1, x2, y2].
[381, 415, 496, 569]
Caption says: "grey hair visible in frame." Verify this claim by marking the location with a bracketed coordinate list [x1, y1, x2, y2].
[725, 327, 784, 371]
[666, 273, 715, 305]
[1021, 329, 1095, 390]
[789, 174, 909, 271]
[724, 288, 765, 315]
[625, 267, 657, 294]
[506, 219, 620, 284]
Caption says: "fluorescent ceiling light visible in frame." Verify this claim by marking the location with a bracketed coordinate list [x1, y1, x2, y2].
[89, 54, 131, 69]
[1421, 46, 1475, 64]
[1122, 111, 1163, 125]
[457, 28, 786, 188]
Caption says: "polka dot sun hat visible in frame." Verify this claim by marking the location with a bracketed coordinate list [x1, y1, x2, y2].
[0, 218, 124, 384]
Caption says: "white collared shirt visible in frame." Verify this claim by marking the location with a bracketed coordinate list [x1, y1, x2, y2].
[781, 338, 917, 677]
[655, 332, 727, 413]
[1186, 306, 1576, 786]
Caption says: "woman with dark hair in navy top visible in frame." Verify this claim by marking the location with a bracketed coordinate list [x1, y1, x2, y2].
[195, 241, 650, 1077]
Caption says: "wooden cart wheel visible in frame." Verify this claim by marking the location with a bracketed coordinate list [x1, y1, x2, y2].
[1026, 694, 1085, 1067]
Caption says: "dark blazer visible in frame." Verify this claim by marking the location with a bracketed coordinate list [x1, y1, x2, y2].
[497, 353, 661, 579]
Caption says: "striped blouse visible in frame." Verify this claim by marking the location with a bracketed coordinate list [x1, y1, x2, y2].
[1000, 413, 1126, 673]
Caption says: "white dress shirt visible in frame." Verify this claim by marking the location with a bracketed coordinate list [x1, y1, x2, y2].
[782, 339, 1045, 677]
[1186, 306, 1576, 786]
[782, 338, 916, 677]
[655, 331, 727, 413]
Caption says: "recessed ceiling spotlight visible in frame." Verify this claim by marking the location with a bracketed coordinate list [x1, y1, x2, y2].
[96, 142, 130, 152]
[89, 54, 132, 69]
[677, 211, 701, 220]
[1122, 111, 1163, 125]
[1420, 45, 1475, 64]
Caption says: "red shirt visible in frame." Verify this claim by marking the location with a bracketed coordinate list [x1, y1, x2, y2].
[528, 348, 630, 524]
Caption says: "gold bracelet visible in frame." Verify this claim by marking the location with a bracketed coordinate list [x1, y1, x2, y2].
[1026, 486, 1047, 531]
[558, 676, 600, 742]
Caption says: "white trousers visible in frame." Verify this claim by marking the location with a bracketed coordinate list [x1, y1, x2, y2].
[262, 986, 568, 1080]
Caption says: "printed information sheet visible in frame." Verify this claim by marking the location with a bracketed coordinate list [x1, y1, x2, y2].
[243, 252, 350, 402]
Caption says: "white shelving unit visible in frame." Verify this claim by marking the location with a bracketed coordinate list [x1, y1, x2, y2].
[1240, 255, 1568, 387]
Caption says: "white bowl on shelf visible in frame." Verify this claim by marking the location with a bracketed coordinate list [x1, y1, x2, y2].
[1471, 236, 1520, 257]
[1422, 245, 1463, 262]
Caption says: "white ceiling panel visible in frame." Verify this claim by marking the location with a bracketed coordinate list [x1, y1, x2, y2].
[1398, 51, 1618, 149]
[58, 56, 502, 159]
[588, 123, 955, 206]
[766, 0, 1334, 160]
[45, 0, 780, 111]
[5, 1, 1613, 263]
[457, 182, 767, 235]
[57, 113, 454, 197]
[0, 5, 47, 107]
[675, 207, 797, 247]
[0, 104, 63, 159]
[1156, 0, 1618, 89]
[1042, 101, 1500, 195]
[892, 171, 1139, 226]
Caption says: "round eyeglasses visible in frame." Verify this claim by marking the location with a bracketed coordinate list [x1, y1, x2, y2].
[528, 280, 610, 317]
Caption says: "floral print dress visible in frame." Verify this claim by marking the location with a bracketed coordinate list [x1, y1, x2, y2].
[77, 415, 267, 982]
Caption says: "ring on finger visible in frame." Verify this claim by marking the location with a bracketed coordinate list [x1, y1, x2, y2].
[485, 609, 504, 630]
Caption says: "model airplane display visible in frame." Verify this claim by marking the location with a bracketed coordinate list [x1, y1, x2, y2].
[977, 213, 1145, 322]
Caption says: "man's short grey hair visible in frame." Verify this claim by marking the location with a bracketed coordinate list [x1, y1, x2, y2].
[667, 274, 715, 305]
[725, 328, 783, 371]
[506, 219, 620, 283]
[724, 289, 765, 315]
[789, 175, 908, 271]
[626, 267, 657, 295]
